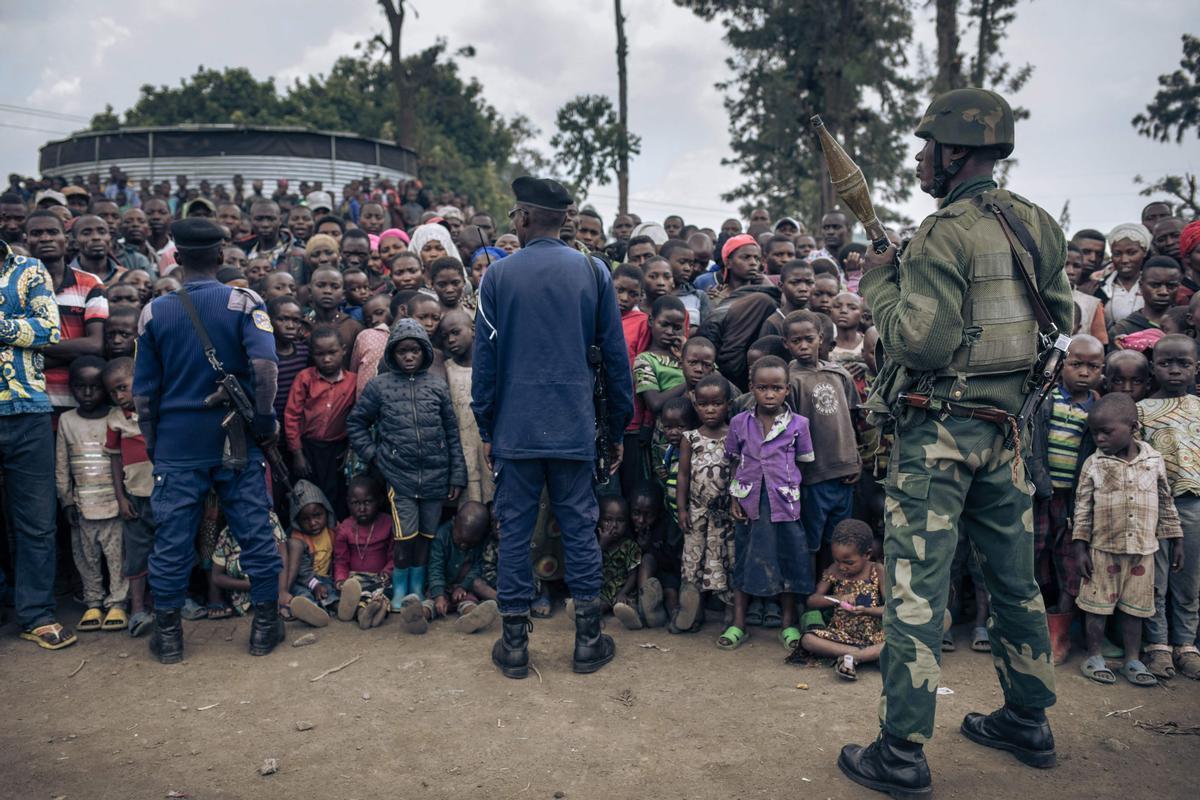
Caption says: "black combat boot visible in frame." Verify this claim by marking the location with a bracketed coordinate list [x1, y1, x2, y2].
[492, 614, 531, 679]
[961, 703, 1056, 768]
[838, 731, 932, 799]
[571, 598, 615, 674]
[248, 600, 285, 656]
[149, 608, 184, 665]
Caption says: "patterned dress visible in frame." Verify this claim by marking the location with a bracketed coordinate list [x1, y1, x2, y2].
[808, 565, 884, 647]
[681, 429, 735, 601]
[600, 538, 642, 606]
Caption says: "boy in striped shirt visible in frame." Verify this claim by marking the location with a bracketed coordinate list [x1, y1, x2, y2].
[1031, 335, 1105, 663]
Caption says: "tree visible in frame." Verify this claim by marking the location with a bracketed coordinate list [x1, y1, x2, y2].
[96, 67, 286, 128]
[375, 0, 417, 151]
[932, 0, 965, 95]
[966, 0, 1033, 120]
[677, 0, 919, 225]
[614, 0, 632, 214]
[550, 94, 641, 203]
[1131, 35, 1200, 217]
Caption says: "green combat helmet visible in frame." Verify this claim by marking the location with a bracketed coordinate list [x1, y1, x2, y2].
[915, 88, 1015, 197]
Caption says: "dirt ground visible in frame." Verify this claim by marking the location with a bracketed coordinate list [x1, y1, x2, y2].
[2, 604, 1198, 800]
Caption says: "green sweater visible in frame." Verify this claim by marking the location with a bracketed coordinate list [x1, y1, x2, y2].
[427, 521, 484, 599]
[861, 176, 1072, 415]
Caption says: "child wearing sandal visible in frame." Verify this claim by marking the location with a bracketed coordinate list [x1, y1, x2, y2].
[721, 355, 815, 652]
[332, 476, 395, 630]
[597, 494, 645, 630]
[1073, 393, 1183, 687]
[800, 519, 885, 680]
[675, 374, 735, 632]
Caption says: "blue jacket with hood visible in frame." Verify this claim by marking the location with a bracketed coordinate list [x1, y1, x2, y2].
[470, 237, 634, 461]
[347, 318, 467, 498]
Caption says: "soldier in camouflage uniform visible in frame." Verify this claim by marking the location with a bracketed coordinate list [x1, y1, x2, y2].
[838, 89, 1073, 799]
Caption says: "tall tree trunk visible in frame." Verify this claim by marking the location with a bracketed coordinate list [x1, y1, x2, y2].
[972, 0, 991, 87]
[614, 0, 630, 215]
[379, 0, 416, 152]
[934, 0, 963, 94]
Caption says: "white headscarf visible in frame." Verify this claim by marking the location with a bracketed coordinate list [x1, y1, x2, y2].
[409, 223, 463, 263]
[1107, 222, 1152, 251]
[630, 222, 668, 246]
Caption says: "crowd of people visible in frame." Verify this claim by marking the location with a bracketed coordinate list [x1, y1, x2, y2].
[0, 167, 1198, 688]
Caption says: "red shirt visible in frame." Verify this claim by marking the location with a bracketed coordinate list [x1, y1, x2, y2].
[332, 514, 394, 583]
[283, 367, 357, 451]
[621, 309, 651, 433]
[47, 267, 108, 408]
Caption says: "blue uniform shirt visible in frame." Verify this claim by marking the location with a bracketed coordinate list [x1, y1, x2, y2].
[471, 237, 633, 461]
[134, 277, 277, 469]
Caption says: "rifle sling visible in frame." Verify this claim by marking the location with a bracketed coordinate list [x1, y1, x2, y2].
[175, 284, 224, 370]
[987, 201, 1058, 337]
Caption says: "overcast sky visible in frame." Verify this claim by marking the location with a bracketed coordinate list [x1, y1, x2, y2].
[1, 1, 1195, 235]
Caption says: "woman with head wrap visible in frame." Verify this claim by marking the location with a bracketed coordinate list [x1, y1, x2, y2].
[469, 246, 507, 291]
[301, 233, 340, 285]
[409, 222, 474, 300]
[710, 233, 765, 306]
[1176, 220, 1200, 305]
[1103, 222, 1152, 327]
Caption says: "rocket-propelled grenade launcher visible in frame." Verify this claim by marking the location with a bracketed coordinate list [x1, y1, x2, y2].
[811, 115, 891, 255]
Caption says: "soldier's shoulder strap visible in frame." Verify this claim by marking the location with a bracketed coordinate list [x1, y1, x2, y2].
[980, 192, 1056, 337]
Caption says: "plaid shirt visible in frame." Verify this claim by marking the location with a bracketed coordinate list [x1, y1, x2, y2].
[0, 244, 62, 415]
[1072, 440, 1183, 554]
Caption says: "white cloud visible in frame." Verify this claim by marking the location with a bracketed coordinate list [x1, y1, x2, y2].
[275, 27, 371, 87]
[90, 17, 131, 67]
[26, 70, 83, 113]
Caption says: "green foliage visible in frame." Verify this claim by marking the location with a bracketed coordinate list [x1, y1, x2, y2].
[549, 94, 641, 201]
[677, 0, 919, 225]
[1133, 34, 1200, 144]
[966, 0, 1033, 121]
[86, 43, 531, 218]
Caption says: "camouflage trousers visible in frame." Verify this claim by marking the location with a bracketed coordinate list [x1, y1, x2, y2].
[879, 414, 1056, 743]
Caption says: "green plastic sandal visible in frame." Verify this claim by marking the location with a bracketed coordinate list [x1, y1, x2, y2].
[779, 626, 802, 651]
[717, 625, 748, 650]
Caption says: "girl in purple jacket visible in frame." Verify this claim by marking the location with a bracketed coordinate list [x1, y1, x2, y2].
[721, 355, 815, 652]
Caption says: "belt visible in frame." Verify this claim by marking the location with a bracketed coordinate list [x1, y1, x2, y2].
[898, 393, 1013, 425]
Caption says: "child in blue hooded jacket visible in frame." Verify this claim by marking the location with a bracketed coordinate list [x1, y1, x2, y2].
[347, 318, 467, 631]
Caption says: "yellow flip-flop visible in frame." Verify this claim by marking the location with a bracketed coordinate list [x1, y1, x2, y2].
[77, 608, 103, 632]
[102, 607, 128, 631]
[20, 623, 78, 650]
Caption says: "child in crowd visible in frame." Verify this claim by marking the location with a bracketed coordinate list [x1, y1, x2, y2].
[285, 480, 338, 628]
[260, 271, 297, 302]
[783, 310, 860, 574]
[809, 273, 839, 315]
[217, 266, 248, 288]
[103, 306, 138, 359]
[341, 267, 371, 323]
[424, 500, 498, 634]
[1073, 393, 1183, 686]
[245, 256, 272, 287]
[390, 252, 425, 294]
[1029, 335, 1104, 663]
[722, 355, 815, 652]
[285, 327, 357, 518]
[468, 246, 505, 291]
[152, 275, 181, 297]
[614, 263, 651, 493]
[428, 257, 470, 314]
[405, 293, 447, 378]
[675, 373, 735, 631]
[629, 482, 679, 629]
[106, 283, 141, 309]
[350, 294, 396, 393]
[268, 295, 308, 421]
[308, 266, 362, 362]
[119, 268, 153, 305]
[663, 239, 710, 328]
[761, 260, 815, 338]
[829, 292, 868, 390]
[210, 512, 289, 617]
[595, 495, 645, 630]
[333, 476, 394, 629]
[102, 358, 155, 637]
[640, 256, 676, 316]
[634, 295, 689, 478]
[1138, 334, 1200, 680]
[495, 233, 520, 254]
[800, 519, 885, 680]
[346, 319, 466, 623]
[441, 309, 493, 503]
[1104, 349, 1151, 400]
[57, 356, 128, 632]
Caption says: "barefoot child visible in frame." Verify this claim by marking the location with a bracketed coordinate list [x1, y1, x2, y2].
[801, 519, 886, 680]
[425, 500, 499, 634]
[629, 483, 680, 629]
[1073, 393, 1183, 686]
[102, 358, 155, 637]
[333, 476, 394, 629]
[722, 355, 815, 652]
[675, 374, 735, 631]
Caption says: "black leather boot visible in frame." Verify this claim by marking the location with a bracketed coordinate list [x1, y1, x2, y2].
[961, 703, 1056, 768]
[492, 614, 531, 679]
[149, 608, 184, 665]
[572, 598, 615, 674]
[248, 601, 285, 656]
[838, 731, 932, 799]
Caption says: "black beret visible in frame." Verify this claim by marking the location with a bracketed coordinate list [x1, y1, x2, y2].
[512, 176, 572, 211]
[171, 217, 225, 252]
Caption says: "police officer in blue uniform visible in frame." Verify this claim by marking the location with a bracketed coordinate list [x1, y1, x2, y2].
[134, 217, 284, 663]
[473, 177, 633, 678]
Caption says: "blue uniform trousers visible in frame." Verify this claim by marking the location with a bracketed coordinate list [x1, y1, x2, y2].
[494, 458, 601, 615]
[149, 459, 282, 609]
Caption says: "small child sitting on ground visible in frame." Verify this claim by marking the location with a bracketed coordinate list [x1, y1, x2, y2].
[333, 476, 395, 630]
[595, 495, 644, 630]
[799, 519, 885, 680]
[285, 480, 339, 628]
[423, 500, 499, 634]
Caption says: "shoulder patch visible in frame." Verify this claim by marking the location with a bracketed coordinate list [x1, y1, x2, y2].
[251, 309, 273, 332]
[227, 286, 264, 314]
